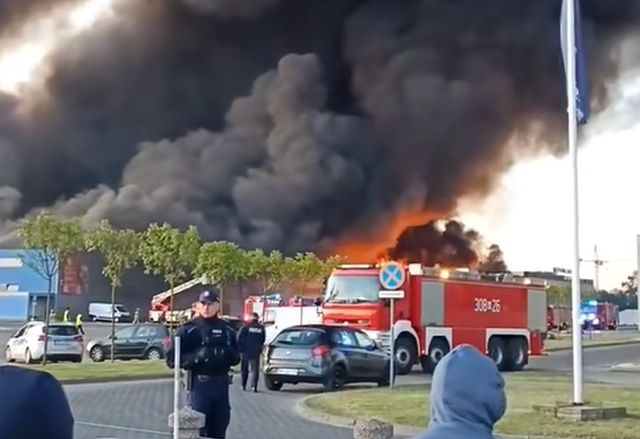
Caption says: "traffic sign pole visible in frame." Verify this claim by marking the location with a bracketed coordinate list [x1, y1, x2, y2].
[389, 298, 395, 389]
[378, 260, 407, 391]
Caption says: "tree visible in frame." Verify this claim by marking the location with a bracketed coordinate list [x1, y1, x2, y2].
[246, 249, 292, 294]
[546, 285, 571, 305]
[194, 241, 249, 312]
[320, 255, 346, 279]
[85, 220, 141, 362]
[139, 223, 201, 334]
[284, 252, 326, 293]
[18, 212, 85, 365]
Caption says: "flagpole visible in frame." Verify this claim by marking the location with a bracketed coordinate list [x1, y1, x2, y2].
[565, 0, 584, 405]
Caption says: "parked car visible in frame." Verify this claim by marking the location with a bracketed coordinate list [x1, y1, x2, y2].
[88, 302, 132, 323]
[86, 323, 170, 362]
[262, 324, 393, 392]
[5, 322, 84, 363]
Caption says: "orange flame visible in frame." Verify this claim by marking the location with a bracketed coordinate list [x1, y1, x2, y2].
[330, 207, 447, 263]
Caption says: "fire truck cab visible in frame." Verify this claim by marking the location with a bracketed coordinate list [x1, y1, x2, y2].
[322, 263, 548, 374]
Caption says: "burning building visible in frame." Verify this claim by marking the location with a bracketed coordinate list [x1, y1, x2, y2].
[0, 0, 638, 296]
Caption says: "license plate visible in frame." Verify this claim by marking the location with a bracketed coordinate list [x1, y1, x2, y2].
[54, 340, 71, 346]
[277, 368, 299, 376]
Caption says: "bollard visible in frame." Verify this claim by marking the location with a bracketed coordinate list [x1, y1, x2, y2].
[353, 419, 394, 439]
[168, 406, 206, 439]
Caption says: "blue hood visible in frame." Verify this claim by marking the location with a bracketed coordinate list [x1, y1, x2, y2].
[415, 344, 506, 439]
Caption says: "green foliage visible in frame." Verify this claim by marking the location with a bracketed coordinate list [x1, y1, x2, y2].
[282, 252, 330, 290]
[18, 211, 85, 283]
[321, 255, 346, 279]
[86, 220, 140, 288]
[246, 249, 287, 293]
[546, 285, 571, 305]
[139, 223, 201, 288]
[195, 241, 249, 289]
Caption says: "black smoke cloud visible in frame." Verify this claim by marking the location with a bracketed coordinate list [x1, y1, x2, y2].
[0, 0, 639, 254]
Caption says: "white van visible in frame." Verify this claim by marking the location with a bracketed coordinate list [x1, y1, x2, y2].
[88, 303, 131, 322]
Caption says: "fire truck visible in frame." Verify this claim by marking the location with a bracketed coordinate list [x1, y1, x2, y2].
[243, 294, 320, 322]
[322, 263, 548, 374]
[580, 300, 619, 330]
[149, 277, 207, 323]
[547, 304, 572, 331]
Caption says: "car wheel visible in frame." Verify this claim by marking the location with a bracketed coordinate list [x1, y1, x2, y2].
[264, 376, 283, 391]
[89, 345, 105, 363]
[323, 364, 347, 392]
[24, 348, 32, 365]
[145, 347, 162, 361]
[377, 361, 394, 387]
[5, 347, 14, 363]
[489, 337, 509, 371]
[394, 337, 417, 375]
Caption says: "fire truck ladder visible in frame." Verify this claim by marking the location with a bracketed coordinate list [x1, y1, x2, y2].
[150, 277, 208, 306]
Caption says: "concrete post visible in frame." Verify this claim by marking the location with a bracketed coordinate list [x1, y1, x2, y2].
[168, 407, 206, 439]
[353, 419, 394, 439]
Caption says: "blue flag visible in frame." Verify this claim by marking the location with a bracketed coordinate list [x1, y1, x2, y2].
[560, 0, 590, 124]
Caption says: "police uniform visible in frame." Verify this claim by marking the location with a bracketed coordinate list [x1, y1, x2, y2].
[238, 313, 266, 392]
[166, 291, 240, 439]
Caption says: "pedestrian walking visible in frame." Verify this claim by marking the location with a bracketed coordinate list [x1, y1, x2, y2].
[62, 307, 71, 323]
[238, 312, 266, 392]
[75, 313, 85, 335]
[166, 291, 240, 439]
[133, 307, 140, 324]
[49, 308, 56, 322]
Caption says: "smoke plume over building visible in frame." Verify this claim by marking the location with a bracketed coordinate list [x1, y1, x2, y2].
[0, 0, 639, 265]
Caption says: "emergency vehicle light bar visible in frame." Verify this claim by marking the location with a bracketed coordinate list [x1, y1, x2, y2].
[337, 264, 377, 269]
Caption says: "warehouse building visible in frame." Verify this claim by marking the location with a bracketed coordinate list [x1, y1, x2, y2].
[0, 249, 59, 321]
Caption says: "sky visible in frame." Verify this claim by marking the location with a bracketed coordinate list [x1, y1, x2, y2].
[460, 70, 640, 290]
[1, 0, 639, 291]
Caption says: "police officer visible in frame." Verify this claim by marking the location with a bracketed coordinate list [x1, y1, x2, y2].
[238, 312, 266, 392]
[166, 291, 240, 439]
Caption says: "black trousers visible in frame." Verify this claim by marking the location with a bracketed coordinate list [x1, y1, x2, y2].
[190, 374, 230, 438]
[240, 354, 260, 390]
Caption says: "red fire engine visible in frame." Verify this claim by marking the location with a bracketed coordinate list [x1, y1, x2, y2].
[322, 263, 548, 374]
[547, 304, 572, 331]
[244, 294, 321, 322]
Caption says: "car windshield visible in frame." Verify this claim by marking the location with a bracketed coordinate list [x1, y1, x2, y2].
[324, 275, 379, 303]
[48, 326, 79, 336]
[115, 305, 128, 312]
[274, 329, 323, 345]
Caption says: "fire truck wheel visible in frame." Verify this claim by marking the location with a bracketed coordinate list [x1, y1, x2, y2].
[422, 338, 450, 374]
[507, 337, 528, 371]
[264, 376, 283, 391]
[488, 337, 509, 371]
[394, 337, 417, 375]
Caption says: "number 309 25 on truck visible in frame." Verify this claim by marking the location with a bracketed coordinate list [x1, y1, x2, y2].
[322, 263, 548, 374]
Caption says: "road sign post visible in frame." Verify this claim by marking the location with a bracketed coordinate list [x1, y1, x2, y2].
[378, 261, 406, 390]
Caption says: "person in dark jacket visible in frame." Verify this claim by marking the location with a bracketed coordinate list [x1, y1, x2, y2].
[0, 365, 74, 439]
[411, 344, 506, 439]
[237, 312, 266, 392]
[166, 290, 240, 439]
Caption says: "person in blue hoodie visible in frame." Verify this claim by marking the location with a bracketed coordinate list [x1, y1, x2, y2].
[412, 344, 507, 439]
[0, 365, 74, 439]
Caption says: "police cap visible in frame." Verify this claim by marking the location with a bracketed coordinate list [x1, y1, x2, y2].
[198, 290, 220, 304]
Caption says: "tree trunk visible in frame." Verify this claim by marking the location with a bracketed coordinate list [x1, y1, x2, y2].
[110, 284, 116, 363]
[169, 282, 175, 336]
[42, 276, 52, 365]
[219, 286, 224, 316]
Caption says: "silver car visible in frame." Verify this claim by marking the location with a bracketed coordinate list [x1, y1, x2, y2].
[263, 324, 393, 392]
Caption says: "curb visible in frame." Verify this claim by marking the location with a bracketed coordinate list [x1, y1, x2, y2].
[609, 363, 640, 374]
[546, 339, 640, 352]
